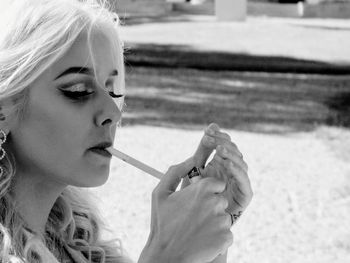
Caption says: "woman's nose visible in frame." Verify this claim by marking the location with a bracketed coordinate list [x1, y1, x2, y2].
[95, 89, 122, 127]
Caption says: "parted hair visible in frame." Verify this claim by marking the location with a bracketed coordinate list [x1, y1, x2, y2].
[0, 0, 130, 262]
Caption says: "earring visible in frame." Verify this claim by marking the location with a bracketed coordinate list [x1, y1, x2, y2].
[0, 105, 5, 121]
[0, 129, 7, 177]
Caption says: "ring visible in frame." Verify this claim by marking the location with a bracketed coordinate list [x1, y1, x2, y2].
[187, 166, 201, 179]
[0, 130, 6, 145]
[230, 211, 243, 225]
[0, 148, 5, 161]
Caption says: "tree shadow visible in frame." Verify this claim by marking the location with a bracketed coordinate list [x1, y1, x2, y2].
[290, 23, 350, 32]
[122, 67, 350, 133]
[326, 92, 350, 127]
[124, 43, 350, 75]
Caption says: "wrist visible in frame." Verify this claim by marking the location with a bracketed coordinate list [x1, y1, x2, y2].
[138, 235, 184, 263]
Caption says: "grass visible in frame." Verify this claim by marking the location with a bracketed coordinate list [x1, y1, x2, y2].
[86, 67, 350, 263]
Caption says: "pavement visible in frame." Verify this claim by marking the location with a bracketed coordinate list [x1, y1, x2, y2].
[119, 14, 350, 74]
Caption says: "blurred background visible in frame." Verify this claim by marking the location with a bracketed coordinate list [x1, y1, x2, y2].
[89, 1, 350, 262]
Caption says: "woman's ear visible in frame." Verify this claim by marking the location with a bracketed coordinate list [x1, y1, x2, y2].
[0, 98, 18, 135]
[0, 105, 9, 134]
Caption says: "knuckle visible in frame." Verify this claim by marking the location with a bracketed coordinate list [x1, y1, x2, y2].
[215, 195, 224, 208]
[230, 141, 238, 151]
[213, 197, 229, 214]
[222, 133, 231, 141]
[217, 196, 228, 210]
[167, 165, 177, 173]
[208, 194, 220, 207]
[222, 197, 229, 209]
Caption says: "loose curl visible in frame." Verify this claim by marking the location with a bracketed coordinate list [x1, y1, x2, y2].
[0, 0, 130, 262]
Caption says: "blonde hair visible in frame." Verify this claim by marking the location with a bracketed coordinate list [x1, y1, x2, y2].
[0, 0, 130, 262]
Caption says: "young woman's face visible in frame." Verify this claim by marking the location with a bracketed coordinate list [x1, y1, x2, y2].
[8, 28, 123, 187]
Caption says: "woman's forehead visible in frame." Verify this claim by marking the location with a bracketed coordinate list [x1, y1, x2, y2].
[52, 28, 119, 80]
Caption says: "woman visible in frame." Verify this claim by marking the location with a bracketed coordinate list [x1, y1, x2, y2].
[0, 0, 253, 262]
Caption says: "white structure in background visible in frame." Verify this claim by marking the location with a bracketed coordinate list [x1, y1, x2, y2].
[215, 0, 246, 21]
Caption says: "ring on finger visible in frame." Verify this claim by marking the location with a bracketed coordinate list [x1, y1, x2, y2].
[229, 211, 243, 225]
[187, 166, 202, 179]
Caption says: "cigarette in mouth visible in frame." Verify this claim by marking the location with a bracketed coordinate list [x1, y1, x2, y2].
[106, 147, 164, 180]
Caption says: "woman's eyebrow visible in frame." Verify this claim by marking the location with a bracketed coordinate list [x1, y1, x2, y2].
[54, 67, 118, 80]
[54, 67, 92, 80]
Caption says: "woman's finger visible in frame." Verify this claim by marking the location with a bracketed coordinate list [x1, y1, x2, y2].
[204, 132, 243, 159]
[205, 128, 231, 142]
[216, 145, 248, 173]
[212, 154, 249, 191]
[224, 160, 253, 206]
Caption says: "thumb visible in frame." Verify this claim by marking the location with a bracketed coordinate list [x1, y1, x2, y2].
[157, 157, 195, 198]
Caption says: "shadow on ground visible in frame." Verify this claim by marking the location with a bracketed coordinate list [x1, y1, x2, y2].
[120, 13, 196, 26]
[292, 24, 350, 31]
[124, 43, 350, 75]
[122, 67, 350, 133]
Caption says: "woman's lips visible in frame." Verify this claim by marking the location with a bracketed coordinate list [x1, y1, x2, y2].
[89, 147, 112, 158]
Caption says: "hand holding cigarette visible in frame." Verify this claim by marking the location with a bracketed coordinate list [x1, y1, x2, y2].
[107, 124, 253, 225]
[107, 124, 253, 263]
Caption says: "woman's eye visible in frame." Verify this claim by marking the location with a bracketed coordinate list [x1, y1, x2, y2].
[60, 83, 93, 101]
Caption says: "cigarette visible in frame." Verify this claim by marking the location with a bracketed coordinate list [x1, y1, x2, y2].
[106, 147, 164, 180]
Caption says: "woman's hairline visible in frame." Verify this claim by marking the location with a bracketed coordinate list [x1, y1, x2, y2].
[17, 18, 124, 122]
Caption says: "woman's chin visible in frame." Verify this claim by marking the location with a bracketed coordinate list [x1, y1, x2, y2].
[73, 168, 110, 188]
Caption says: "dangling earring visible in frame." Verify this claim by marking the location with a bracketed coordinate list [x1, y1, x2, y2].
[0, 129, 7, 177]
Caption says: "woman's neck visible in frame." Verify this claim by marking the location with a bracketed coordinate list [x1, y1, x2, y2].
[10, 169, 66, 236]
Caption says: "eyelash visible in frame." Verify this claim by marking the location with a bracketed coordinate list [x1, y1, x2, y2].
[60, 83, 123, 101]
[109, 91, 124, 98]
